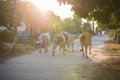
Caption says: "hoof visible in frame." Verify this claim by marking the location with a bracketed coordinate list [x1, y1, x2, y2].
[52, 54, 54, 57]
[86, 56, 88, 58]
[80, 49, 83, 51]
[52, 52, 55, 57]
[63, 53, 65, 55]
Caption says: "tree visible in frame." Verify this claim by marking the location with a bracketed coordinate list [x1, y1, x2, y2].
[48, 12, 62, 34]
[0, 0, 14, 28]
[81, 22, 92, 32]
[57, 0, 120, 27]
[60, 17, 81, 34]
[0, 0, 60, 50]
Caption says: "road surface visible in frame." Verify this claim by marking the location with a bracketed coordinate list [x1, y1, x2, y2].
[0, 34, 120, 80]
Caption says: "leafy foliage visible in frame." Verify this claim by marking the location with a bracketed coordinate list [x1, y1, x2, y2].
[0, 0, 14, 27]
[58, 0, 120, 25]
[61, 18, 81, 34]
[81, 23, 91, 32]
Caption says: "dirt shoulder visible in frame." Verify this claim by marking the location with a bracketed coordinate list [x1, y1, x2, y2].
[0, 43, 35, 63]
[92, 40, 120, 70]
[72, 40, 120, 80]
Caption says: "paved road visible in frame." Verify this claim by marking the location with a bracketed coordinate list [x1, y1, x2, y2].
[0, 34, 114, 80]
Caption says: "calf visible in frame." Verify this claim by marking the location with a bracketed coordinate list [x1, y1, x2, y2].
[68, 34, 78, 52]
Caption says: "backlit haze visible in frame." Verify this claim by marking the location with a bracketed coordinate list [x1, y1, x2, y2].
[30, 0, 74, 20]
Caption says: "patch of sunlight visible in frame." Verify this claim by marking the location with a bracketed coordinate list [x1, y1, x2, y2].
[66, 71, 85, 80]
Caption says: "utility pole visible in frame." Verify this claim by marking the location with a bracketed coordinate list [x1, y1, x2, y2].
[92, 18, 95, 32]
[13, 0, 17, 51]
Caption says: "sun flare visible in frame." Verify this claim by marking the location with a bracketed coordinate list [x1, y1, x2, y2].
[30, 0, 73, 20]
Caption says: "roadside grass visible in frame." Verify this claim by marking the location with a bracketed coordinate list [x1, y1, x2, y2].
[94, 40, 120, 70]
[103, 40, 120, 55]
[0, 40, 36, 62]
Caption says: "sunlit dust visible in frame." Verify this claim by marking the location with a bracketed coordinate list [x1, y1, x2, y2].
[30, 0, 73, 20]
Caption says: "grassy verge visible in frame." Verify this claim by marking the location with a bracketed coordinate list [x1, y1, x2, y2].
[0, 40, 36, 62]
[93, 40, 120, 70]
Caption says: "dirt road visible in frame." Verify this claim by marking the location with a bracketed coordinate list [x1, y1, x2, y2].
[0, 34, 120, 80]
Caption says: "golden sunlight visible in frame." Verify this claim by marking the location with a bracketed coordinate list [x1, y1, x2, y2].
[30, 0, 73, 20]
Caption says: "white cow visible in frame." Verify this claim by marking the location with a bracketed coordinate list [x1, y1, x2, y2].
[36, 38, 44, 53]
[37, 32, 51, 53]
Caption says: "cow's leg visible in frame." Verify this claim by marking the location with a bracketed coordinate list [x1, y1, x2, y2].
[70, 42, 74, 52]
[72, 44, 73, 52]
[80, 44, 83, 51]
[59, 46, 62, 51]
[52, 43, 57, 56]
[61, 45, 66, 55]
[85, 46, 88, 58]
[80, 39, 85, 56]
[46, 42, 49, 53]
[39, 45, 42, 53]
[82, 47, 85, 56]
[80, 45, 83, 51]
[39, 49, 41, 53]
[44, 45, 47, 53]
[81, 45, 84, 56]
[44, 42, 48, 53]
[45, 48, 47, 53]
[89, 45, 91, 54]
[67, 44, 70, 52]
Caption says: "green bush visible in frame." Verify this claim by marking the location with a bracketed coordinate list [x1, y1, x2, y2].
[0, 44, 9, 55]
[0, 30, 14, 42]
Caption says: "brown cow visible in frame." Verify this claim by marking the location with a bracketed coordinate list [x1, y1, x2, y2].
[52, 33, 67, 56]
[79, 30, 95, 58]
